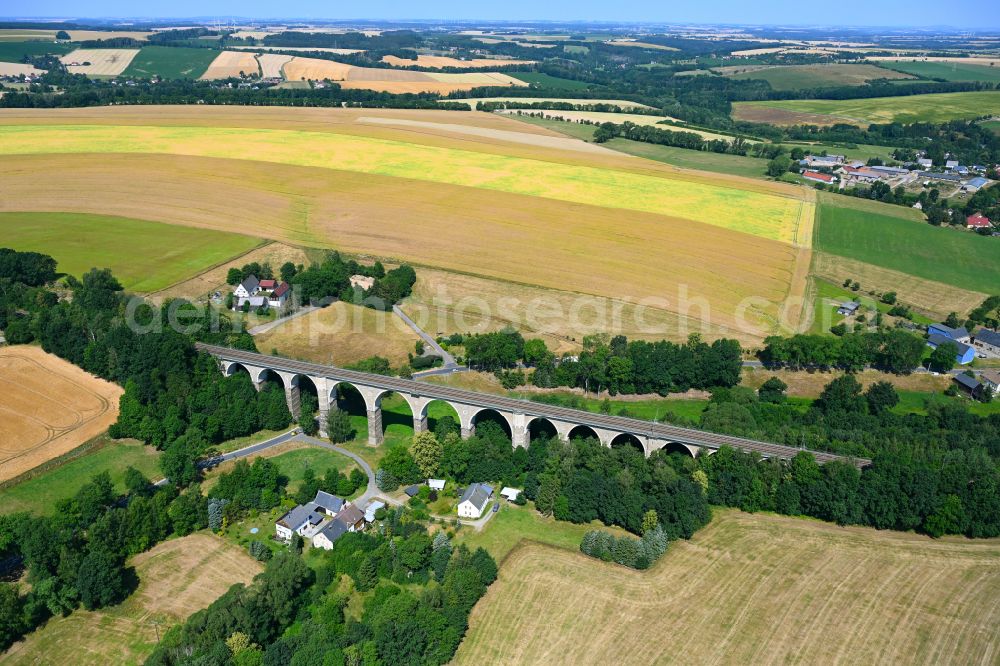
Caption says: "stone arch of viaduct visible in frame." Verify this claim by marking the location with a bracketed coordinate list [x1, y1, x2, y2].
[208, 344, 866, 467]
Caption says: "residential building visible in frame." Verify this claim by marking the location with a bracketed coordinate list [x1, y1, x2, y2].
[458, 483, 493, 519]
[234, 275, 260, 299]
[275, 503, 327, 542]
[927, 333, 976, 365]
[337, 504, 366, 531]
[802, 170, 836, 184]
[945, 160, 959, 170]
[268, 282, 291, 308]
[973, 329, 1000, 358]
[980, 370, 1000, 395]
[312, 517, 349, 550]
[966, 213, 992, 230]
[917, 158, 933, 168]
[312, 490, 346, 517]
[500, 487, 522, 502]
[927, 323, 971, 344]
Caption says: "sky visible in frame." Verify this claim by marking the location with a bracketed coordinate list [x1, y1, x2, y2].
[4, 0, 1000, 29]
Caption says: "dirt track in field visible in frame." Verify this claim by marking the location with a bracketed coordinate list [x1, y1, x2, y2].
[0, 346, 122, 483]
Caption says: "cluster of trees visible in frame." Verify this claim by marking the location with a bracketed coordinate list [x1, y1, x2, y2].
[532, 333, 743, 396]
[580, 521, 670, 570]
[290, 251, 416, 311]
[225, 259, 300, 286]
[0, 471, 217, 650]
[592, 120, 753, 156]
[145, 508, 498, 666]
[967, 295, 1000, 330]
[759, 330, 927, 373]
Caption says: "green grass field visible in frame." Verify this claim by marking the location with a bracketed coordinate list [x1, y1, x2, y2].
[510, 72, 592, 90]
[122, 45, 219, 79]
[983, 120, 1000, 135]
[0, 40, 72, 61]
[727, 63, 913, 91]
[1, 212, 262, 292]
[0, 437, 160, 515]
[814, 194, 1000, 294]
[879, 60, 1000, 83]
[737, 90, 1000, 125]
[266, 447, 360, 495]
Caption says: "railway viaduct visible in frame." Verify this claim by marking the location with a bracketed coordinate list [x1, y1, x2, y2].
[197, 343, 867, 466]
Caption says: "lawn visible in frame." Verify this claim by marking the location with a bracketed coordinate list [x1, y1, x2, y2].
[0, 437, 160, 515]
[814, 193, 1000, 294]
[455, 509, 1000, 665]
[123, 45, 219, 79]
[454, 501, 632, 562]
[509, 72, 592, 89]
[0, 212, 263, 292]
[727, 63, 913, 90]
[266, 447, 360, 492]
[879, 60, 1000, 83]
[734, 90, 1000, 126]
[3, 534, 261, 666]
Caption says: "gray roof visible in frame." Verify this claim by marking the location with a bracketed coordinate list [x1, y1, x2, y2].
[954, 374, 981, 391]
[277, 503, 324, 530]
[337, 504, 365, 526]
[460, 483, 493, 511]
[240, 275, 259, 292]
[966, 177, 989, 188]
[313, 490, 345, 514]
[927, 334, 972, 356]
[930, 323, 969, 340]
[919, 171, 963, 182]
[317, 518, 348, 543]
[404, 484, 421, 497]
[238, 296, 267, 307]
[975, 328, 1000, 348]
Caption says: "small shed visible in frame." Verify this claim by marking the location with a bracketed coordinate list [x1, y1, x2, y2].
[404, 484, 421, 497]
[428, 479, 446, 491]
[500, 487, 522, 502]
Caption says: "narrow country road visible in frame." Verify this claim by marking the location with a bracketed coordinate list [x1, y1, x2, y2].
[393, 304, 459, 368]
[247, 305, 320, 336]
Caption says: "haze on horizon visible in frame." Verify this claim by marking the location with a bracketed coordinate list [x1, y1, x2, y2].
[3, 0, 1000, 30]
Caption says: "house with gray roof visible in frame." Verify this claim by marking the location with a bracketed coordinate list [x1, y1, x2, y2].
[313, 490, 346, 517]
[275, 503, 326, 542]
[973, 329, 1000, 358]
[234, 274, 261, 299]
[458, 483, 494, 519]
[312, 517, 349, 550]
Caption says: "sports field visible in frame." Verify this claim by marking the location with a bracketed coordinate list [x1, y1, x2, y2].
[1, 212, 263, 292]
[455, 509, 1000, 665]
[3, 534, 262, 666]
[815, 193, 1000, 295]
[733, 90, 1000, 126]
[122, 45, 220, 79]
[878, 60, 1000, 83]
[0, 106, 813, 341]
[0, 346, 123, 484]
[726, 63, 913, 90]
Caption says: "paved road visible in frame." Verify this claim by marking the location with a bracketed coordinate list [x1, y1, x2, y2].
[248, 306, 319, 336]
[393, 305, 458, 368]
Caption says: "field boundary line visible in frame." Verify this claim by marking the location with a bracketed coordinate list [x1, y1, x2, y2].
[0, 432, 117, 491]
[144, 238, 271, 298]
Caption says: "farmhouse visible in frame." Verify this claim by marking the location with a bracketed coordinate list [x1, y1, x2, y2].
[966, 213, 992, 230]
[981, 370, 1000, 395]
[268, 282, 291, 308]
[802, 171, 836, 184]
[312, 518, 349, 550]
[275, 503, 327, 542]
[928, 323, 971, 344]
[337, 504, 366, 531]
[312, 490, 346, 517]
[234, 275, 260, 298]
[973, 329, 1000, 358]
[927, 333, 976, 365]
[458, 483, 493, 519]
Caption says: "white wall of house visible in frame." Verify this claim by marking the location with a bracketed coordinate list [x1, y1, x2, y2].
[458, 500, 484, 519]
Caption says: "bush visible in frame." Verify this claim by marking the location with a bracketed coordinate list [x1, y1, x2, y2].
[248, 540, 272, 562]
[579, 525, 669, 570]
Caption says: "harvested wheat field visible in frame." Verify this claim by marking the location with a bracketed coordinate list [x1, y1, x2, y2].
[0, 106, 814, 341]
[447, 97, 654, 110]
[59, 48, 140, 76]
[455, 510, 1000, 666]
[257, 53, 293, 78]
[280, 55, 527, 92]
[382, 54, 534, 68]
[0, 62, 43, 76]
[255, 302, 422, 367]
[0, 346, 123, 483]
[2, 533, 262, 666]
[199, 50, 259, 79]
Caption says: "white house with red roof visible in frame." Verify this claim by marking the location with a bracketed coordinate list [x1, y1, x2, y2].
[966, 213, 992, 230]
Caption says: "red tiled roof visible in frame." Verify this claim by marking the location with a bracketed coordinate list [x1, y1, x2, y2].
[803, 170, 835, 183]
[272, 282, 290, 297]
[259, 279, 277, 288]
[967, 213, 992, 228]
